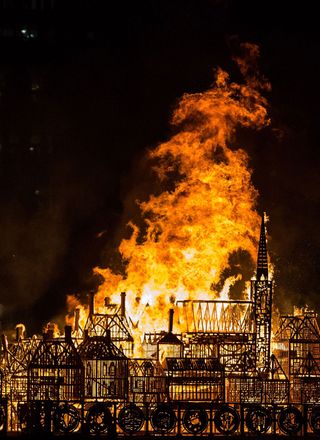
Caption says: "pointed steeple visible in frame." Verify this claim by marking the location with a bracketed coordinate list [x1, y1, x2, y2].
[256, 214, 268, 280]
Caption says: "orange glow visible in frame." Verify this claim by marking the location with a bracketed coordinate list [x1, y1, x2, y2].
[68, 45, 270, 352]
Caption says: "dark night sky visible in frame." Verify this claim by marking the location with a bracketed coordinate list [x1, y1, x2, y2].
[1, 1, 320, 333]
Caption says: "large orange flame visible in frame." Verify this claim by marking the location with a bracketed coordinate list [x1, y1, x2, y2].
[69, 45, 270, 350]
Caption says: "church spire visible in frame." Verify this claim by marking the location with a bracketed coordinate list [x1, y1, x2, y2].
[256, 213, 268, 280]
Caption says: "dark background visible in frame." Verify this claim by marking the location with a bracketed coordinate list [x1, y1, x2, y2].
[1, 0, 320, 334]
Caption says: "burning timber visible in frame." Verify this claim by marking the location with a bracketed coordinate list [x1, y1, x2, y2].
[0, 218, 320, 437]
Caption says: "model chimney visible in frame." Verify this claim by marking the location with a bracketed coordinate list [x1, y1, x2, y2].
[15, 324, 24, 342]
[168, 308, 174, 333]
[89, 291, 95, 316]
[74, 308, 80, 332]
[46, 323, 55, 340]
[120, 292, 126, 317]
[1, 334, 8, 362]
[1, 334, 8, 351]
[105, 297, 110, 307]
[65, 325, 72, 343]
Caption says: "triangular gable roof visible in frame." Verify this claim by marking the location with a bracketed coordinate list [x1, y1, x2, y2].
[158, 332, 183, 345]
[291, 315, 320, 340]
[297, 352, 320, 377]
[231, 349, 257, 373]
[128, 358, 164, 376]
[29, 339, 83, 368]
[274, 314, 320, 341]
[267, 354, 288, 380]
[274, 315, 301, 341]
[3, 336, 40, 375]
[79, 335, 127, 360]
[85, 313, 133, 341]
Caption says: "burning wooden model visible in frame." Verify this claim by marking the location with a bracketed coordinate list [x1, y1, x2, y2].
[0, 217, 320, 437]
